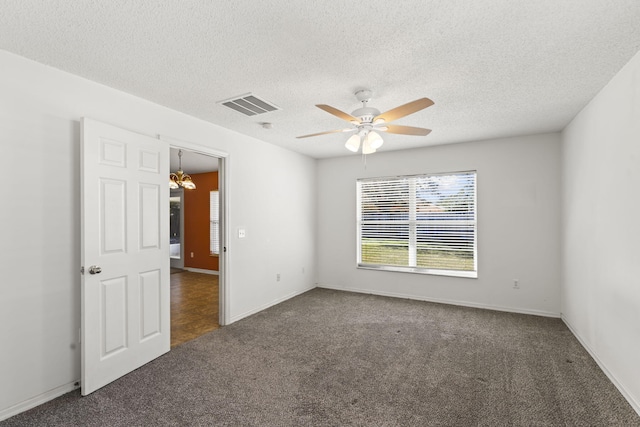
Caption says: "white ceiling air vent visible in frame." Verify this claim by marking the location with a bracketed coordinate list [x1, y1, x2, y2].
[218, 93, 280, 116]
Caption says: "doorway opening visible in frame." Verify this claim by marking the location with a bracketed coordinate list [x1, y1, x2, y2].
[170, 189, 184, 270]
[170, 270, 219, 347]
[168, 147, 226, 347]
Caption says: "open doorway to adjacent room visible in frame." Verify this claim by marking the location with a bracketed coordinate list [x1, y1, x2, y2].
[169, 147, 222, 347]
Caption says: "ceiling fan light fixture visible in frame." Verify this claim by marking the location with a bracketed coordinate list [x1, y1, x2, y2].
[366, 131, 384, 150]
[362, 138, 376, 155]
[345, 134, 361, 152]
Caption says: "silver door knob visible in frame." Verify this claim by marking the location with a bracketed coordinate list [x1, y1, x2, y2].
[88, 265, 102, 275]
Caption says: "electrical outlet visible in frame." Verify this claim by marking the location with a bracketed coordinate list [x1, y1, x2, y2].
[276, 273, 281, 282]
[190, 252, 194, 258]
[513, 279, 520, 289]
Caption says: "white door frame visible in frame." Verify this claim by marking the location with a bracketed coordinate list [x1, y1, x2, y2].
[162, 136, 230, 326]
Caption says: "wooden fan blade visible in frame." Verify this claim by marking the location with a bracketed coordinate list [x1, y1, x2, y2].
[316, 104, 361, 124]
[381, 124, 432, 136]
[373, 98, 434, 123]
[296, 128, 353, 139]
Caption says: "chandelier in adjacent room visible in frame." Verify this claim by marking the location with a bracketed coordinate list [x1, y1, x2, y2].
[169, 150, 196, 190]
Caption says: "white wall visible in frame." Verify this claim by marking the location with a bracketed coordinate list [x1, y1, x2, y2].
[562, 49, 640, 413]
[316, 133, 562, 316]
[0, 50, 317, 418]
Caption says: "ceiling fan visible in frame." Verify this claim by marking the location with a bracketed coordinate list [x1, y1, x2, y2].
[297, 89, 434, 154]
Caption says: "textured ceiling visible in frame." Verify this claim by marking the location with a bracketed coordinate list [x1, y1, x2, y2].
[2, 0, 640, 159]
[169, 148, 218, 175]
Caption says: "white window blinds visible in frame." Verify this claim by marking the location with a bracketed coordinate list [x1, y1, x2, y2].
[209, 191, 220, 255]
[357, 171, 477, 277]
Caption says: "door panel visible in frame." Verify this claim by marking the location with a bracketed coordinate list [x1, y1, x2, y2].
[140, 269, 162, 340]
[101, 179, 127, 254]
[101, 276, 128, 357]
[140, 184, 160, 249]
[82, 118, 170, 395]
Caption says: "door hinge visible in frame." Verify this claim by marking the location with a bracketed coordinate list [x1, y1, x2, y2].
[80, 266, 85, 275]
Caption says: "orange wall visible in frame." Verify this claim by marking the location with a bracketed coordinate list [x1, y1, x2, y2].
[183, 171, 219, 271]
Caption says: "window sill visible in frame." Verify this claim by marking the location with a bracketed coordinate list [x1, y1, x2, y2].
[357, 264, 477, 279]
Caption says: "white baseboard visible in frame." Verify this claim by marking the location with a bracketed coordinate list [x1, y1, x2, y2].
[183, 267, 219, 275]
[561, 315, 640, 417]
[316, 283, 561, 318]
[0, 381, 79, 422]
[229, 285, 316, 324]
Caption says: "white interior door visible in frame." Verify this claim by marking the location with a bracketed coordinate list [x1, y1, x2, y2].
[81, 118, 170, 395]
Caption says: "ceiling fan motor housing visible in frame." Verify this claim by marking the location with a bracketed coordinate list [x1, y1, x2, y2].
[351, 106, 381, 123]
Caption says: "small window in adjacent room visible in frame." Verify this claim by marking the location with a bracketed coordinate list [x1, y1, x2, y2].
[210, 191, 220, 255]
[357, 171, 477, 278]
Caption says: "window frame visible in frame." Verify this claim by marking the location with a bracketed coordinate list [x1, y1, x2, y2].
[356, 170, 478, 279]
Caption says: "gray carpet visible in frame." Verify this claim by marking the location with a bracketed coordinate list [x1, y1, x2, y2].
[3, 288, 639, 426]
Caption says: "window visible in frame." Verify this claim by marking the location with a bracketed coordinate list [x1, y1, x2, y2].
[209, 191, 220, 255]
[357, 171, 477, 278]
